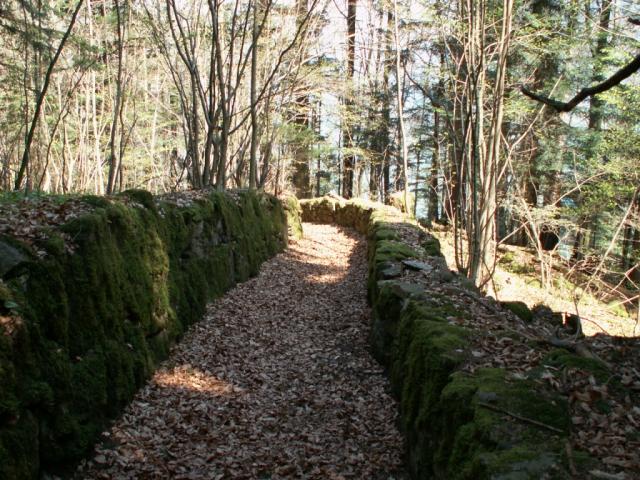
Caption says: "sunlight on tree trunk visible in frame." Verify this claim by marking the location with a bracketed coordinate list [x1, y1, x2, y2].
[392, 0, 409, 214]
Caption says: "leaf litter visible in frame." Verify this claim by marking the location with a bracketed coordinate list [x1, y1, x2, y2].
[75, 223, 406, 480]
[390, 226, 640, 478]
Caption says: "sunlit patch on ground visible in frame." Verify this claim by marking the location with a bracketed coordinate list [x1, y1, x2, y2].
[153, 366, 242, 396]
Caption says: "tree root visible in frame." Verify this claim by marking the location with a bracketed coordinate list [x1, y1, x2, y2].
[476, 401, 565, 434]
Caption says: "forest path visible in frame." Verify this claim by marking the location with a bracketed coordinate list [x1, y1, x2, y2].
[76, 223, 406, 479]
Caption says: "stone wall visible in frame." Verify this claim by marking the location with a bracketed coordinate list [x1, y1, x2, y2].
[0, 189, 288, 478]
[300, 196, 595, 479]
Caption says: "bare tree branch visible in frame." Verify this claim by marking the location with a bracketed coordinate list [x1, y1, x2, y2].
[521, 52, 640, 112]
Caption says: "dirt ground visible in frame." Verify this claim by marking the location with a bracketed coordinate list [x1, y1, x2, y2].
[431, 227, 639, 338]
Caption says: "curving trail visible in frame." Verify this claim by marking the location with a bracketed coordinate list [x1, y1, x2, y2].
[76, 223, 406, 480]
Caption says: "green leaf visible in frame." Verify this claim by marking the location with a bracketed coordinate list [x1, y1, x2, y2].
[4, 300, 19, 310]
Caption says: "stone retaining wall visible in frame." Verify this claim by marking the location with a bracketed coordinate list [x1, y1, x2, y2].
[0, 189, 287, 478]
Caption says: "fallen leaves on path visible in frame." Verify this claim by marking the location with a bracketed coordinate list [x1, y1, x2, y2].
[76, 223, 405, 480]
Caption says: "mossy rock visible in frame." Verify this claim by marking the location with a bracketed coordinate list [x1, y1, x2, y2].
[499, 252, 535, 275]
[300, 197, 338, 223]
[369, 281, 427, 363]
[422, 236, 443, 257]
[80, 195, 111, 209]
[118, 189, 156, 211]
[425, 368, 572, 479]
[370, 225, 400, 242]
[301, 196, 392, 233]
[373, 240, 420, 264]
[501, 301, 533, 323]
[281, 195, 303, 239]
[498, 251, 516, 265]
[543, 349, 610, 382]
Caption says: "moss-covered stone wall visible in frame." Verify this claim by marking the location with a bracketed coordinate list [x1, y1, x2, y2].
[281, 194, 304, 240]
[300, 196, 593, 479]
[0, 189, 289, 479]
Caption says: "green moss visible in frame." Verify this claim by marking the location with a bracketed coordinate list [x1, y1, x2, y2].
[543, 349, 610, 382]
[422, 236, 443, 257]
[381, 299, 469, 478]
[119, 189, 156, 211]
[498, 251, 516, 265]
[419, 368, 573, 479]
[395, 314, 469, 426]
[0, 410, 39, 480]
[25, 261, 70, 347]
[0, 335, 19, 421]
[282, 195, 303, 239]
[480, 447, 562, 479]
[370, 226, 399, 242]
[80, 195, 111, 209]
[607, 301, 629, 318]
[374, 240, 420, 264]
[417, 296, 464, 319]
[369, 281, 412, 363]
[300, 197, 338, 223]
[499, 252, 535, 275]
[0, 283, 9, 300]
[21, 379, 54, 409]
[473, 368, 569, 432]
[34, 232, 65, 257]
[501, 301, 533, 322]
[526, 278, 542, 288]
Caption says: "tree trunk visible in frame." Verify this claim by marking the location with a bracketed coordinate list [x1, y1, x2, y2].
[249, 0, 260, 189]
[342, 0, 356, 199]
[429, 109, 440, 222]
[14, 0, 85, 191]
[392, 0, 409, 213]
[588, 0, 612, 132]
[106, 0, 126, 194]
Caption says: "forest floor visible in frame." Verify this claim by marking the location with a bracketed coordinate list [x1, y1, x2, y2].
[74, 223, 406, 480]
[417, 224, 640, 476]
[430, 227, 639, 338]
